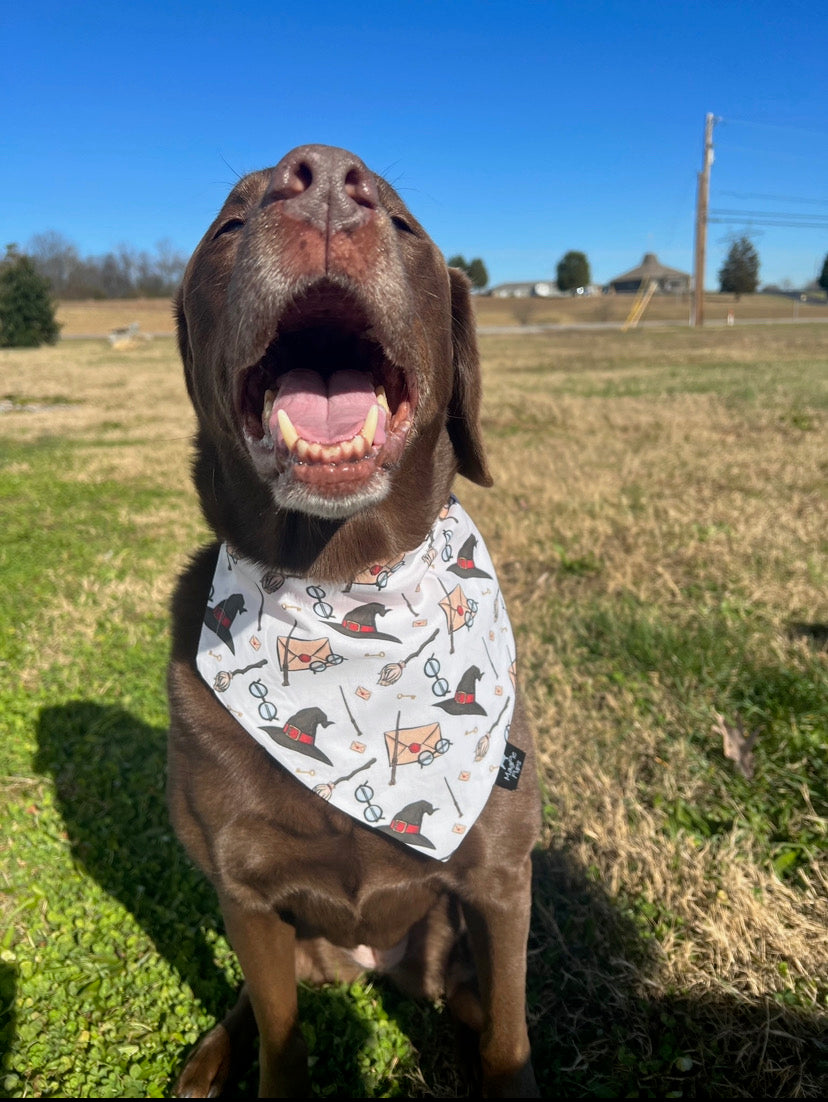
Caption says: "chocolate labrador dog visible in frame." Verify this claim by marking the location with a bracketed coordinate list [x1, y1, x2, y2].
[167, 144, 540, 1098]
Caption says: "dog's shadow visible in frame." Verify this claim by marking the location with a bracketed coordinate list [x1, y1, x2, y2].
[32, 701, 445, 1096]
[35, 702, 226, 1012]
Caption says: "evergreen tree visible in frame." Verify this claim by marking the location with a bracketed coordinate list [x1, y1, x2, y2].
[556, 250, 591, 292]
[447, 254, 488, 290]
[0, 246, 61, 347]
[818, 253, 828, 298]
[718, 236, 760, 298]
[466, 257, 489, 290]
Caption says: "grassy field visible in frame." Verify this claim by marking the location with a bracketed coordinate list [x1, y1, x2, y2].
[53, 290, 828, 338]
[1, 317, 826, 1096]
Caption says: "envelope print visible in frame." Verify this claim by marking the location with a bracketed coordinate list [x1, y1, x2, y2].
[276, 635, 341, 674]
[384, 722, 447, 769]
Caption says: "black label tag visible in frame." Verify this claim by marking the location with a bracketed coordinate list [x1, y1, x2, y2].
[495, 742, 525, 790]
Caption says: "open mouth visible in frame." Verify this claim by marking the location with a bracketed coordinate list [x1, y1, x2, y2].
[238, 286, 415, 501]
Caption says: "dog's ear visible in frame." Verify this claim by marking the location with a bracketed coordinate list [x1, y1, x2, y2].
[174, 285, 197, 401]
[447, 267, 493, 487]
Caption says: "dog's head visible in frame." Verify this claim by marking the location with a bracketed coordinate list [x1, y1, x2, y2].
[177, 144, 491, 569]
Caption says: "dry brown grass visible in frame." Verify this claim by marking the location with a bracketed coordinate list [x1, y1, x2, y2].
[464, 323, 828, 1094]
[0, 336, 195, 487]
[55, 297, 178, 337]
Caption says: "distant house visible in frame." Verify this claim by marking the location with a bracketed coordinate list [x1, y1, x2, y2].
[608, 253, 690, 294]
[487, 280, 563, 298]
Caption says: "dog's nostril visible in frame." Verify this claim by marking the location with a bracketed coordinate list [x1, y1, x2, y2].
[278, 161, 312, 199]
[264, 159, 314, 205]
[344, 167, 377, 210]
[292, 161, 313, 193]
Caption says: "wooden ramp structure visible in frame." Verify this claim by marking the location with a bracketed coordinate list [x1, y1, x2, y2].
[622, 279, 657, 331]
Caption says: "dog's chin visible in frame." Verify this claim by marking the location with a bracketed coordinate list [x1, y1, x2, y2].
[268, 465, 393, 520]
[244, 434, 399, 520]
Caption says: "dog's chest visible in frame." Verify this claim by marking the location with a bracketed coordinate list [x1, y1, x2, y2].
[197, 498, 519, 861]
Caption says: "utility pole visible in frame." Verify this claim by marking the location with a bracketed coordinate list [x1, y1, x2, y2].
[693, 113, 716, 327]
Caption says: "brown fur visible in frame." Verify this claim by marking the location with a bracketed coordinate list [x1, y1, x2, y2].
[168, 144, 540, 1097]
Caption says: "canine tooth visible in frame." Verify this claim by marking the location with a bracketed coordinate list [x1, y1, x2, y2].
[361, 404, 379, 448]
[276, 408, 299, 452]
[375, 386, 390, 414]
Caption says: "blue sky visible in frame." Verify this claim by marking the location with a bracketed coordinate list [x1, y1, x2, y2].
[3, 1, 827, 289]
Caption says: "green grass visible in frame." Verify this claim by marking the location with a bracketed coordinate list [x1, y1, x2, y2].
[557, 595, 827, 873]
[1, 328, 827, 1096]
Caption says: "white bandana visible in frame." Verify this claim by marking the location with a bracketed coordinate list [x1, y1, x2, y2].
[196, 497, 520, 860]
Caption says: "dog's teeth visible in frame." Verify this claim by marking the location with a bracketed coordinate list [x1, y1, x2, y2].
[340, 438, 354, 460]
[375, 386, 390, 415]
[295, 437, 310, 460]
[351, 433, 367, 458]
[276, 408, 299, 452]
[308, 442, 324, 462]
[361, 404, 379, 448]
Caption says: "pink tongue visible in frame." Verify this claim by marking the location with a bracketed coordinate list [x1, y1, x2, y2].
[270, 369, 387, 445]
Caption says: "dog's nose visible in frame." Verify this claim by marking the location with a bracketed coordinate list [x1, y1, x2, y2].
[263, 145, 379, 233]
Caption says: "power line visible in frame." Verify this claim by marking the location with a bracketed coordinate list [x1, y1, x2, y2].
[720, 117, 828, 140]
[718, 190, 828, 206]
[709, 217, 828, 230]
[709, 207, 828, 224]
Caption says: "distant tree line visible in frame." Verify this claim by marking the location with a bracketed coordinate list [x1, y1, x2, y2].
[25, 230, 187, 299]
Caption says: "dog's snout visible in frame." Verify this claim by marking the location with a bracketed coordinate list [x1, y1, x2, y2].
[263, 144, 379, 233]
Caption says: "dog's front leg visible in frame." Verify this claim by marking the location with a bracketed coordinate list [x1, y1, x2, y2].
[220, 893, 310, 1098]
[461, 855, 538, 1098]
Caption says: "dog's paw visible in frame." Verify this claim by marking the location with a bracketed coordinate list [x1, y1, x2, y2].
[483, 1058, 539, 1098]
[174, 1023, 233, 1098]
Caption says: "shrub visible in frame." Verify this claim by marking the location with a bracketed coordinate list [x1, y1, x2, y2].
[0, 245, 61, 347]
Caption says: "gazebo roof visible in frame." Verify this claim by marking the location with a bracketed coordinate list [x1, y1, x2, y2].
[610, 253, 689, 283]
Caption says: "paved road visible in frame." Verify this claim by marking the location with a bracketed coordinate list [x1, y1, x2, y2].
[477, 316, 828, 334]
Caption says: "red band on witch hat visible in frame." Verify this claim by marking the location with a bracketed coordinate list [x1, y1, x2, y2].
[284, 724, 314, 745]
